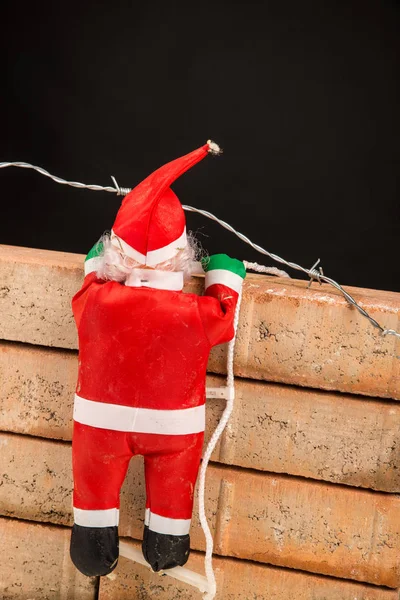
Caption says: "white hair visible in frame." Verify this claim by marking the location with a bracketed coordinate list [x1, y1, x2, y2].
[96, 231, 204, 283]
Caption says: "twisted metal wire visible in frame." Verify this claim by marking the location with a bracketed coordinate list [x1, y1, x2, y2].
[0, 162, 132, 196]
[0, 160, 398, 340]
[183, 205, 400, 340]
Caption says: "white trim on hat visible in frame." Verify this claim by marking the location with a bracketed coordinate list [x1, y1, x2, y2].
[111, 228, 187, 266]
[73, 395, 206, 435]
[111, 229, 146, 263]
[146, 228, 187, 266]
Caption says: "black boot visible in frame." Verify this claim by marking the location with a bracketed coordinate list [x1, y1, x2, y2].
[142, 525, 190, 572]
[70, 524, 119, 576]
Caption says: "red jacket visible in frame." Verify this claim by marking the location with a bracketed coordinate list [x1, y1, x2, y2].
[72, 255, 245, 415]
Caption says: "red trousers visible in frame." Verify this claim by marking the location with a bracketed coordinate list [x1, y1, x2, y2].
[72, 422, 204, 531]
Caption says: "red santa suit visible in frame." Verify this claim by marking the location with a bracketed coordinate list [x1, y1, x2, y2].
[69, 142, 246, 576]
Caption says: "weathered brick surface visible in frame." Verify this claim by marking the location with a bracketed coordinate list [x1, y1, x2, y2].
[0, 434, 73, 525]
[122, 462, 400, 588]
[0, 342, 78, 440]
[0, 244, 399, 399]
[1, 433, 399, 587]
[0, 516, 97, 599]
[208, 375, 400, 493]
[2, 342, 400, 492]
[0, 245, 82, 350]
[227, 278, 400, 401]
[100, 538, 399, 600]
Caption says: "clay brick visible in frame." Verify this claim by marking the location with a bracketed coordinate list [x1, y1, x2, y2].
[121, 462, 400, 588]
[2, 342, 399, 492]
[208, 374, 400, 493]
[0, 433, 73, 526]
[0, 245, 399, 399]
[220, 278, 400, 401]
[0, 516, 97, 599]
[0, 342, 77, 440]
[1, 433, 400, 587]
[99, 537, 399, 600]
[0, 245, 83, 349]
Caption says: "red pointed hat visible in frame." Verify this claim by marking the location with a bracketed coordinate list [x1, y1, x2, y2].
[112, 140, 221, 266]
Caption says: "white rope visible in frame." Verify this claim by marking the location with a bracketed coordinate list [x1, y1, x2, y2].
[199, 287, 243, 600]
[244, 261, 290, 278]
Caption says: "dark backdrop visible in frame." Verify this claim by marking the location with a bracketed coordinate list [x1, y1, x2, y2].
[1, 0, 399, 291]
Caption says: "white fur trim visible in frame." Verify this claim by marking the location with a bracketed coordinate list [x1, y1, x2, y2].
[146, 229, 187, 266]
[205, 269, 244, 294]
[190, 261, 205, 275]
[125, 269, 184, 291]
[73, 507, 119, 528]
[84, 256, 102, 276]
[147, 511, 191, 536]
[111, 229, 146, 263]
[74, 395, 205, 435]
[111, 228, 187, 266]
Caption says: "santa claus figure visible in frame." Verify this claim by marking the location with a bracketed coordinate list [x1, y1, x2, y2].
[70, 141, 246, 577]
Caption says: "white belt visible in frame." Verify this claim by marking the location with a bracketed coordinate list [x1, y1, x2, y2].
[73, 394, 205, 435]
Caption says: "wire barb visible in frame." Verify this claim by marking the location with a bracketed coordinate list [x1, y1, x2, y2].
[307, 258, 323, 288]
[110, 175, 131, 196]
[183, 204, 400, 342]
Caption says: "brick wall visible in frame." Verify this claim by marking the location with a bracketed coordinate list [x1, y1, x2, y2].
[0, 244, 399, 599]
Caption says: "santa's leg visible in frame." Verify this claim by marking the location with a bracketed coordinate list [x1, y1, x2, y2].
[139, 431, 204, 572]
[70, 422, 132, 576]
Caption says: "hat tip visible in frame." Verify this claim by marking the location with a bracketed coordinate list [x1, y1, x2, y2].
[206, 140, 223, 156]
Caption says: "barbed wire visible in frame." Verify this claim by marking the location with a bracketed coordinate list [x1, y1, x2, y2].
[1, 160, 399, 341]
[0, 162, 131, 196]
[183, 206, 400, 340]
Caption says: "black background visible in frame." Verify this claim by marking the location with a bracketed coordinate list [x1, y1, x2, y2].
[1, 0, 399, 291]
